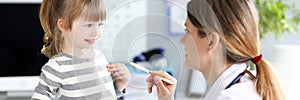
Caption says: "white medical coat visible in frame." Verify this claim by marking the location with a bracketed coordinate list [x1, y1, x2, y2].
[203, 63, 261, 100]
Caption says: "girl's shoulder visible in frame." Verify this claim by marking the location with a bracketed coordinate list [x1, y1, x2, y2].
[41, 54, 75, 76]
[50, 53, 72, 61]
[42, 53, 72, 68]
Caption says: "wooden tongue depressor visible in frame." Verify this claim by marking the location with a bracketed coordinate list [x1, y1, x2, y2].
[129, 62, 174, 84]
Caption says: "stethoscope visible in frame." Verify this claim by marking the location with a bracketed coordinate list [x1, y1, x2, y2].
[225, 65, 255, 89]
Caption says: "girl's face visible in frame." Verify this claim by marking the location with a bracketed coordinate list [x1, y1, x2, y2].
[64, 18, 104, 51]
[180, 17, 210, 71]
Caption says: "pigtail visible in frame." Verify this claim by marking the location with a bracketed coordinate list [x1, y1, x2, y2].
[254, 59, 286, 100]
[40, 0, 64, 58]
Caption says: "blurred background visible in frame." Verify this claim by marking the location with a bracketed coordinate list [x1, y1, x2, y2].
[0, 0, 299, 100]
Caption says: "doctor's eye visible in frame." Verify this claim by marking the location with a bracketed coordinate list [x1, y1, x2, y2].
[184, 29, 188, 33]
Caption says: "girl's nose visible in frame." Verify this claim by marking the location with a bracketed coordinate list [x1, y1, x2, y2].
[91, 27, 102, 37]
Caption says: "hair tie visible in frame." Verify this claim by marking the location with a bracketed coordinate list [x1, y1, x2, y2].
[251, 54, 262, 64]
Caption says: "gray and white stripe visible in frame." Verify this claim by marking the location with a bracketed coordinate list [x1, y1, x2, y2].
[32, 51, 120, 100]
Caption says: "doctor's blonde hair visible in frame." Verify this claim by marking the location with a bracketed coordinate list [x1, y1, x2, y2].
[39, 0, 106, 58]
[187, 0, 286, 100]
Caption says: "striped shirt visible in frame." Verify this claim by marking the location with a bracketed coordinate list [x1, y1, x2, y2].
[32, 50, 123, 100]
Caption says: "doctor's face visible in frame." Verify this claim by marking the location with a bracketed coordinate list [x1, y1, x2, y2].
[180, 17, 210, 71]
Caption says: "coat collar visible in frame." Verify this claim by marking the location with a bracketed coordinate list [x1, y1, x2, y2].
[203, 63, 247, 99]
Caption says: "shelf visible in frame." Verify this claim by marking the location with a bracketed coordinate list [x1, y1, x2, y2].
[0, 0, 42, 4]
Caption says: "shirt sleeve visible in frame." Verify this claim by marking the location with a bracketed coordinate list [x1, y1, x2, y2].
[31, 61, 62, 100]
[94, 49, 126, 97]
[113, 81, 126, 97]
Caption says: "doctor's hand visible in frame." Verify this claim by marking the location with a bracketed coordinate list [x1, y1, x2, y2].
[107, 63, 131, 92]
[146, 71, 177, 100]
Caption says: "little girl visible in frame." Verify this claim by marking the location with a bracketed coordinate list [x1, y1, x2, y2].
[32, 0, 130, 99]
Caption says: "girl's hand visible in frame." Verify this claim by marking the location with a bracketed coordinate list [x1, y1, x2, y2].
[107, 63, 131, 91]
[146, 71, 177, 100]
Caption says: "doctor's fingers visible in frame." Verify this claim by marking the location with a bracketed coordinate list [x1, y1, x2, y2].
[152, 76, 172, 97]
[147, 75, 172, 94]
[146, 76, 155, 93]
[150, 71, 175, 82]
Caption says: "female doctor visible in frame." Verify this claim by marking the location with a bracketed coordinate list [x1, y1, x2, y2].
[146, 0, 286, 100]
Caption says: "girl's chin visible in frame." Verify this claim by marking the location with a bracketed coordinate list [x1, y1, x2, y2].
[79, 45, 94, 50]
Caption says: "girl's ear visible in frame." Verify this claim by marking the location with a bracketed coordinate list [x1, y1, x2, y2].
[57, 18, 68, 33]
[208, 32, 220, 53]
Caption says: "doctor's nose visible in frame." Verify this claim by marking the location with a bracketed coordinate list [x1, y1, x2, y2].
[180, 35, 186, 44]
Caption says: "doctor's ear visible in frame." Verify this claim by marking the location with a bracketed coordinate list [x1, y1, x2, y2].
[208, 32, 220, 52]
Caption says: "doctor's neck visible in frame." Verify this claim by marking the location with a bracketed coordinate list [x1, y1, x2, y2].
[202, 60, 234, 87]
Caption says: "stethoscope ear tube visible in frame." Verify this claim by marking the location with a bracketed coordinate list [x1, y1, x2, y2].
[225, 66, 255, 89]
[225, 71, 246, 89]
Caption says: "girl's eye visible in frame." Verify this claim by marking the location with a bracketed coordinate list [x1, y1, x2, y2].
[85, 24, 93, 28]
[98, 23, 103, 27]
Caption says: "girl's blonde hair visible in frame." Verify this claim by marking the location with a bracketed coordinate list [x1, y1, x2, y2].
[187, 0, 286, 99]
[39, 0, 106, 58]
